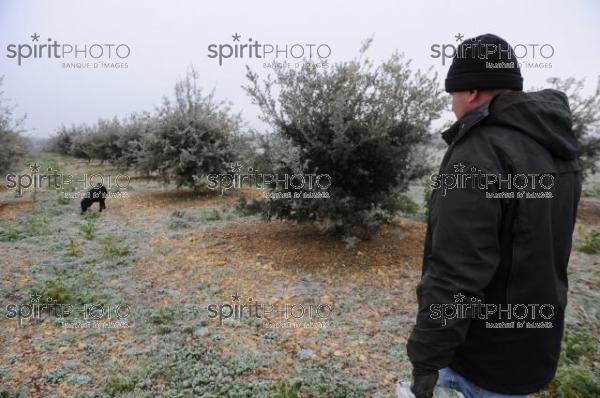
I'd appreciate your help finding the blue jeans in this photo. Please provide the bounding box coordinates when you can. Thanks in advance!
[437,367,528,398]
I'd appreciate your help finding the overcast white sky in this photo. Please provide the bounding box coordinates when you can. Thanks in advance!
[1,0,599,138]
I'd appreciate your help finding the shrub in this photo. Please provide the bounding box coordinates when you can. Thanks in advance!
[398,195,419,215]
[243,39,448,236]
[44,125,80,156]
[0,387,27,398]
[0,213,46,241]
[271,381,302,398]
[0,76,29,176]
[66,239,82,257]
[579,229,600,254]
[42,369,66,384]
[171,209,185,218]
[582,185,600,198]
[140,344,270,396]
[80,221,96,240]
[115,112,154,169]
[168,209,190,229]
[563,330,598,363]
[49,119,126,165]
[0,227,22,242]
[235,197,267,217]
[100,235,131,258]
[63,125,92,160]
[137,67,239,188]
[56,196,71,205]
[546,77,600,179]
[556,366,600,398]
[297,360,370,398]
[149,309,174,325]
[204,208,222,221]
[21,214,46,236]
[104,375,137,396]
[541,330,600,397]
[423,188,432,212]
[83,211,101,221]
[38,278,72,304]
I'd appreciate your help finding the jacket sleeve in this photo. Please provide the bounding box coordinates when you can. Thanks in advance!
[407,171,502,374]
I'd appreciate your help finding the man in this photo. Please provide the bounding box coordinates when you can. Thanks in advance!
[80,182,108,214]
[407,34,581,398]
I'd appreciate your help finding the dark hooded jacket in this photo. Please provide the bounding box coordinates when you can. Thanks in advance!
[407,89,582,394]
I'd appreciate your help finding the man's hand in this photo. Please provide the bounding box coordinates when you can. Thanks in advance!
[411,372,438,398]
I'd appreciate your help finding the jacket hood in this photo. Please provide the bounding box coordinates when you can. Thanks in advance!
[486,89,580,160]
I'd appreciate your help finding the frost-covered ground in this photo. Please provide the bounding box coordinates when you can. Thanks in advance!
[0,154,597,397]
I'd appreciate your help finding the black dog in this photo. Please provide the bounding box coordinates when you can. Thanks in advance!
[81,183,108,214]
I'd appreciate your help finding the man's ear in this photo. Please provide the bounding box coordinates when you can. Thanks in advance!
[467,90,479,104]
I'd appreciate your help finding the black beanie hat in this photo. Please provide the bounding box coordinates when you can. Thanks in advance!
[445,33,523,93]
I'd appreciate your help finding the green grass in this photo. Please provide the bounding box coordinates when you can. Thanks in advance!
[168,209,190,229]
[0,227,22,242]
[203,207,223,221]
[582,185,600,198]
[80,221,96,240]
[22,214,46,235]
[66,239,82,257]
[423,188,432,216]
[167,206,240,229]
[398,194,419,215]
[556,366,600,397]
[170,209,185,219]
[42,369,66,385]
[83,211,101,221]
[36,275,72,304]
[540,330,600,397]
[562,330,598,363]
[0,386,27,398]
[100,235,131,258]
[56,196,71,205]
[0,212,48,241]
[104,375,137,396]
[149,309,174,326]
[271,381,302,398]
[30,267,104,306]
[579,229,600,254]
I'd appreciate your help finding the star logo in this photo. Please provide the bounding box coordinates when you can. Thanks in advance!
[31,33,40,42]
[453,162,466,173]
[454,33,464,42]
[30,292,42,303]
[231,292,241,302]
[454,293,465,303]
[232,33,241,42]
[29,162,41,173]
[230,162,242,173]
